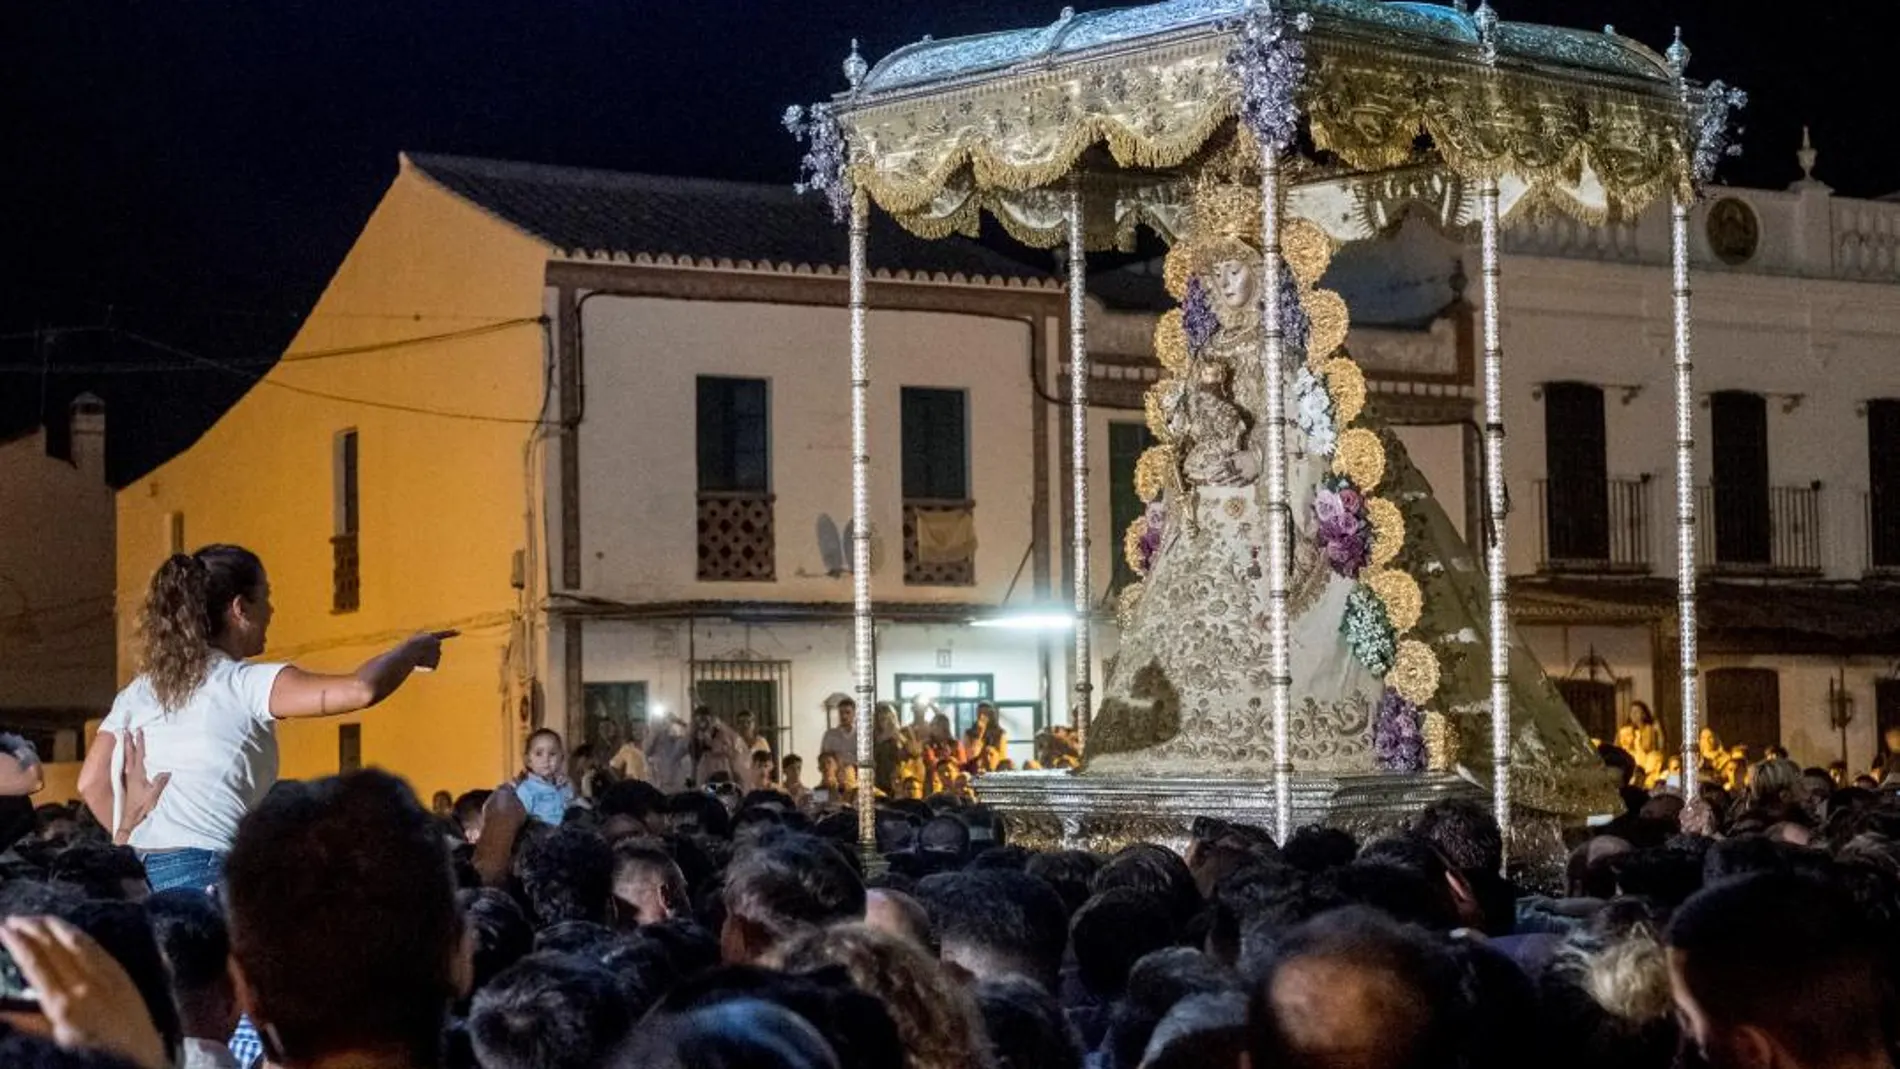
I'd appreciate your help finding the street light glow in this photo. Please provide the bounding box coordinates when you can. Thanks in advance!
[970,612,1075,631]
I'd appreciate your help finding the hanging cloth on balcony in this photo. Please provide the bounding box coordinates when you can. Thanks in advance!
[914,507,977,565]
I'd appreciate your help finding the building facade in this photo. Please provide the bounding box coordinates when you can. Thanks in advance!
[1,394,113,763]
[117,142,1900,796]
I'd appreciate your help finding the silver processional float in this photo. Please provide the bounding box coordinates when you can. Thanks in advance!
[785,0,1742,875]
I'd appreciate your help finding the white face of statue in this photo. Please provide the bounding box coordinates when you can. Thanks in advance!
[1210,258,1259,321]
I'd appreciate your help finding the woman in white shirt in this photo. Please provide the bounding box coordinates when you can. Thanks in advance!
[77,545,449,893]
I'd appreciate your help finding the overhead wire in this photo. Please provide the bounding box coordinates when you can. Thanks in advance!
[92,325,556,425]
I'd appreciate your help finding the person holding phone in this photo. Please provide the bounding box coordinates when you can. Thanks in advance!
[76,544,452,893]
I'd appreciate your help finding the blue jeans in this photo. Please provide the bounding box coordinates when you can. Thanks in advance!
[140,848,225,894]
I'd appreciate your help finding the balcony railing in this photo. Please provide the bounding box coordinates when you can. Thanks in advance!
[697,491,775,582]
[903,500,976,587]
[331,532,360,613]
[1695,484,1823,576]
[1534,478,1652,573]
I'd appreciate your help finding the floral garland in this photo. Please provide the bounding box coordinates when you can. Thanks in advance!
[1124,501,1169,579]
[1314,475,1370,579]
[1294,367,1337,458]
[1341,587,1396,677]
[1374,688,1426,773]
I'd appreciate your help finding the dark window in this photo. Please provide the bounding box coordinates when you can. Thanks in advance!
[901,388,969,501]
[1108,422,1157,591]
[1705,667,1781,760]
[1543,383,1609,562]
[1710,391,1771,564]
[697,377,770,493]
[1869,400,1900,569]
[166,512,185,556]
[338,723,362,774]
[1554,679,1618,744]
[337,430,359,536]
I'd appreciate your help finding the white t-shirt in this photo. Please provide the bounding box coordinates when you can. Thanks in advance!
[100,652,288,853]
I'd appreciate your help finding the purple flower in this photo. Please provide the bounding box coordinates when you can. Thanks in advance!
[1137,502,1167,575]
[1374,689,1426,773]
[1314,484,1371,579]
[1183,277,1219,355]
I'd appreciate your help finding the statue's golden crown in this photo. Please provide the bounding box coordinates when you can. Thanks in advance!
[1183,177,1262,250]
[1164,177,1263,298]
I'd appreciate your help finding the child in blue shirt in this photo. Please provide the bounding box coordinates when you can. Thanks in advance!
[515,728,575,826]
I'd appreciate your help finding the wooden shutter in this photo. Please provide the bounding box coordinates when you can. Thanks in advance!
[1543,382,1609,562]
[1710,391,1770,564]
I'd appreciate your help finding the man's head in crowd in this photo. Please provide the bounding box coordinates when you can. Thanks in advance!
[223,770,463,1069]
[611,842,688,928]
[864,888,933,952]
[1666,873,1890,1069]
[974,976,1083,1069]
[469,953,636,1069]
[914,869,1068,991]
[596,780,668,842]
[145,890,240,1045]
[517,826,615,928]
[620,999,841,1069]
[778,923,991,1069]
[1251,906,1463,1069]
[452,789,492,844]
[457,888,534,999]
[1071,889,1177,1000]
[720,834,866,965]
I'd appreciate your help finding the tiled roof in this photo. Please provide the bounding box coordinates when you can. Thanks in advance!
[405,153,1052,285]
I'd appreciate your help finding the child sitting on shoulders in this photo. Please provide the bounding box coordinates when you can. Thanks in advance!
[515,728,575,825]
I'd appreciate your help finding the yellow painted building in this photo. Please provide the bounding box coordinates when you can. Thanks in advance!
[116,156,553,797]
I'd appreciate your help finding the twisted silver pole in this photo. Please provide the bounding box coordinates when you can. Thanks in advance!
[849,188,876,850]
[1672,196,1700,801]
[1261,151,1292,843]
[1479,177,1511,859]
[1068,180,1093,752]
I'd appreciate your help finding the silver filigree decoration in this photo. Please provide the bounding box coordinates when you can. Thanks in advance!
[1691,80,1747,190]
[1227,1,1311,154]
[783,102,854,222]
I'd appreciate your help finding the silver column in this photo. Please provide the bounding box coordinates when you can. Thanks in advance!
[1261,151,1293,842]
[1478,177,1512,854]
[1068,180,1093,751]
[1672,197,1700,801]
[849,188,876,848]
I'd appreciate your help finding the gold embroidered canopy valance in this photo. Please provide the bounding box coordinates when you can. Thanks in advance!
[831,0,1710,247]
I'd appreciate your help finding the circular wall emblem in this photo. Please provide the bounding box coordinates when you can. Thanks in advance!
[1705,197,1759,266]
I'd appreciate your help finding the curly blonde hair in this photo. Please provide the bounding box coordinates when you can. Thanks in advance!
[139,545,263,710]
[778,922,994,1069]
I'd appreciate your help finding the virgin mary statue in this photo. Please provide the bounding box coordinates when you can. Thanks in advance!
[1085,179,1616,821]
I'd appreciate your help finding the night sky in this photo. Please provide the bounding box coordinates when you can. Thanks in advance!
[0,0,1884,485]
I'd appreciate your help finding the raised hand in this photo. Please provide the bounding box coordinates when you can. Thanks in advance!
[115,731,170,846]
[0,916,168,1069]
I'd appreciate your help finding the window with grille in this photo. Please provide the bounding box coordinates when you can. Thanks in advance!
[1710,391,1771,565]
[696,378,774,581]
[1542,383,1609,563]
[902,388,974,585]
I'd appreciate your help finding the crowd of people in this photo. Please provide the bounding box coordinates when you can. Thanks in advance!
[0,743,1898,1069]
[1612,702,1900,796]
[562,695,1084,811]
[4,543,1900,1069]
